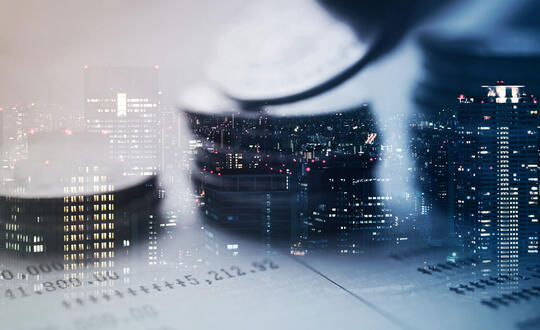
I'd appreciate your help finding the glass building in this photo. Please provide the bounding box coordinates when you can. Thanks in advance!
[84,66,161,177]
[454,83,539,275]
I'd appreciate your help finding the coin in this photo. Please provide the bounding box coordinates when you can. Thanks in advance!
[206,0,367,103]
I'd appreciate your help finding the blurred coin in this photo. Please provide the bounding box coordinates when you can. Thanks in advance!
[1,131,154,198]
[415,29,540,113]
[206,0,368,103]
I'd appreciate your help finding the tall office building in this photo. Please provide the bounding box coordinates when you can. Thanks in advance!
[84,66,161,177]
[454,84,539,275]
[409,109,456,242]
[0,132,159,270]
[201,173,294,243]
[300,156,394,254]
[1,105,26,164]
[185,105,406,253]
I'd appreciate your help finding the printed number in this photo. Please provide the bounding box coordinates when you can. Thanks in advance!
[4,289,15,299]
[56,279,69,289]
[184,275,199,285]
[17,287,29,297]
[1,270,14,280]
[39,264,52,273]
[93,273,107,282]
[107,271,119,280]
[51,262,64,271]
[220,269,235,278]
[26,262,63,276]
[208,271,223,281]
[26,266,39,276]
[43,281,56,292]
[69,278,82,287]
[231,266,246,276]
[252,262,266,271]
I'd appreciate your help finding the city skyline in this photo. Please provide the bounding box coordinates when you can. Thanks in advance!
[2,1,540,329]
[2,73,539,266]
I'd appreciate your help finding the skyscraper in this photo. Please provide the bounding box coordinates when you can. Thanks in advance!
[84,66,161,177]
[454,83,539,275]
[184,104,404,253]
[300,156,394,254]
[0,132,159,269]
[409,109,456,242]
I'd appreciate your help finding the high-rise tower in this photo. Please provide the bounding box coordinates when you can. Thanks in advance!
[454,83,539,275]
[84,66,161,177]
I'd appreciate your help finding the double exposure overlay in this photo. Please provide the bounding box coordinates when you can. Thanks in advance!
[0,0,539,329]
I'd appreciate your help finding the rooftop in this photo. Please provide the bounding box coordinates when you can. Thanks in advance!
[458,83,537,104]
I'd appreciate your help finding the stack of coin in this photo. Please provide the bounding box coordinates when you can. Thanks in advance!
[177,0,451,252]
[0,132,160,260]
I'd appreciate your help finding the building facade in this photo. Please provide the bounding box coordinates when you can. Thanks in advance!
[454,84,539,275]
[84,66,161,177]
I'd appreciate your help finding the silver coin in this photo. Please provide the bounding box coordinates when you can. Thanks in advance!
[206,0,368,102]
[2,132,152,198]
